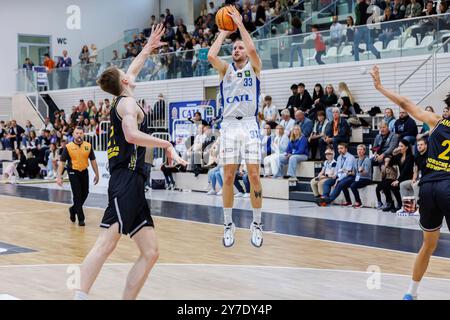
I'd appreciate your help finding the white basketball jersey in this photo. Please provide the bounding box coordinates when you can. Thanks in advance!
[220,61,260,119]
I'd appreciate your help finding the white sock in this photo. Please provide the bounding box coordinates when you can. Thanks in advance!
[407,280,420,297]
[253,208,262,225]
[224,208,233,225]
[74,290,89,300]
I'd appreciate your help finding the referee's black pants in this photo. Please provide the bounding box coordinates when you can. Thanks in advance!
[68,169,89,222]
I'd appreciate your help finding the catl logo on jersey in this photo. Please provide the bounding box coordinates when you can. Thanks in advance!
[226,94,252,104]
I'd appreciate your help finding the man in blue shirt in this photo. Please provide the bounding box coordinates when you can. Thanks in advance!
[295,110,313,139]
[317,142,356,206]
[57,50,72,89]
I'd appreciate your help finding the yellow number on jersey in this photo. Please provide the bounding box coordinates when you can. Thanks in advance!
[438,140,450,161]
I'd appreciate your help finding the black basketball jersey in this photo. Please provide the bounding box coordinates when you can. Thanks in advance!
[420,117,450,184]
[107,96,148,176]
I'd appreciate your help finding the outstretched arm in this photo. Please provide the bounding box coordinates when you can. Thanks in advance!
[207,30,231,79]
[228,6,262,75]
[370,65,441,130]
[127,24,167,79]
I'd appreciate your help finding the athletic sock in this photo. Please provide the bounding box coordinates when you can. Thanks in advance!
[407,280,420,297]
[74,290,89,300]
[252,208,262,225]
[224,208,233,225]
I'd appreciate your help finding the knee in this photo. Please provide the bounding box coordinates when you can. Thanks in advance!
[421,239,438,256]
[96,239,118,257]
[223,173,235,186]
[247,171,260,185]
[142,245,159,265]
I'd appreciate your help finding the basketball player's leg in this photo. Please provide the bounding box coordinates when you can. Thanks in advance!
[123,226,159,300]
[404,181,445,299]
[222,163,239,247]
[247,163,263,247]
[222,164,239,209]
[75,223,121,298]
[404,230,440,299]
[247,164,262,211]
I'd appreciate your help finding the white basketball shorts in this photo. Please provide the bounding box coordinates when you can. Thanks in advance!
[219,117,261,165]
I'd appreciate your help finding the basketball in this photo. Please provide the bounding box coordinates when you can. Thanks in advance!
[215,6,238,32]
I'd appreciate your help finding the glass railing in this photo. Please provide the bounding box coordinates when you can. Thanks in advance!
[16,14,450,92]
[250,0,350,40]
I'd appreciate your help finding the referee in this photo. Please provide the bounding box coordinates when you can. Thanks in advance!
[56,127,99,226]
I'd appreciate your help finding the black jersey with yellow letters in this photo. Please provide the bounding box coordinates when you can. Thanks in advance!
[107,96,149,176]
[420,118,450,185]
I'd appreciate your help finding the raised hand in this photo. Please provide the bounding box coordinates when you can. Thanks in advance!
[145,23,167,53]
[370,65,382,89]
[227,5,243,28]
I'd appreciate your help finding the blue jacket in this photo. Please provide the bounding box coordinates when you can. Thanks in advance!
[296,117,313,138]
[286,136,309,156]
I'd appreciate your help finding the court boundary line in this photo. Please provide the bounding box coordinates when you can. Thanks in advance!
[0,262,450,282]
[1,194,450,261]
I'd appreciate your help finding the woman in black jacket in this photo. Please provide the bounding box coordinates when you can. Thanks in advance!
[382,139,415,213]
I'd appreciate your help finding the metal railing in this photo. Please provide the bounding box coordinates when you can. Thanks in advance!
[398,35,450,102]
[151,132,171,164]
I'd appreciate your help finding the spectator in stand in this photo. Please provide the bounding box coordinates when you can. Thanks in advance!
[285,84,299,118]
[353,0,381,61]
[392,0,406,19]
[394,110,418,145]
[274,125,309,180]
[70,106,79,125]
[294,110,313,140]
[349,144,373,208]
[255,0,268,40]
[243,11,256,33]
[405,0,422,18]
[161,156,184,190]
[309,83,325,119]
[44,143,59,179]
[56,49,72,89]
[345,16,356,44]
[297,83,313,113]
[379,7,399,49]
[279,109,296,137]
[288,17,304,67]
[7,120,25,150]
[308,24,326,65]
[399,138,428,213]
[262,96,278,127]
[208,2,216,15]
[261,124,274,160]
[87,100,97,120]
[152,93,167,128]
[320,84,338,121]
[324,107,351,158]
[165,9,175,27]
[317,142,356,206]
[309,110,329,160]
[22,58,35,71]
[384,107,396,133]
[26,130,39,153]
[79,45,90,86]
[372,120,399,166]
[42,53,56,90]
[329,15,345,47]
[22,120,36,147]
[78,99,88,118]
[263,125,289,177]
[310,147,337,198]
[375,155,398,209]
[416,106,434,142]
[385,139,415,212]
